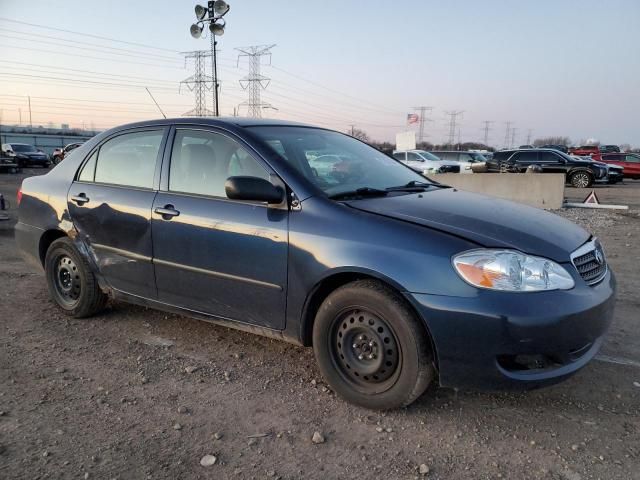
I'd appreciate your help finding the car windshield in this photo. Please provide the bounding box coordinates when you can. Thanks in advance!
[11,144,37,153]
[415,151,440,161]
[247,126,432,197]
[470,152,487,162]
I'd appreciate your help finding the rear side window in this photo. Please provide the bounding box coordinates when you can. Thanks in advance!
[539,151,560,162]
[78,151,97,182]
[169,129,269,198]
[512,151,538,163]
[93,130,163,189]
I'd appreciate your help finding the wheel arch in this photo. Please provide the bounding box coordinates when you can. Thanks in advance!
[38,229,67,266]
[299,269,439,370]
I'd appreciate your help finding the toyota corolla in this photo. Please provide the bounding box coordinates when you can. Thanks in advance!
[15,118,616,409]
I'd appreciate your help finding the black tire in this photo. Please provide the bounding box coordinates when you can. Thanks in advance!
[44,237,107,318]
[569,171,593,188]
[312,280,435,409]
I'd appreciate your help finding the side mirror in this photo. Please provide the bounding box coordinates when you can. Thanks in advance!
[225,176,284,204]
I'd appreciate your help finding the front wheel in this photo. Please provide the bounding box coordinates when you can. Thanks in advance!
[312,280,435,409]
[569,171,593,188]
[45,237,107,318]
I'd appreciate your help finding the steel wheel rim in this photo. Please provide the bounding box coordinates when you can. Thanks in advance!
[53,254,81,307]
[330,309,401,394]
[573,173,589,188]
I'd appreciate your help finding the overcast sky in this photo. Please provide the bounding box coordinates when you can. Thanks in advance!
[0,0,638,147]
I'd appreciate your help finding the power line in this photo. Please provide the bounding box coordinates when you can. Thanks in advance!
[0,29,181,62]
[236,45,276,118]
[0,16,180,53]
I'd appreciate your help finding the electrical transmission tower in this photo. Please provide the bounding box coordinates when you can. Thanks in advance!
[503,121,513,148]
[481,120,494,146]
[413,106,433,144]
[526,129,533,144]
[511,128,518,148]
[180,50,215,117]
[445,111,464,146]
[236,44,276,118]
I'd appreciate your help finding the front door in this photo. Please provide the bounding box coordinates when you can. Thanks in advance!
[151,128,288,329]
[67,128,166,298]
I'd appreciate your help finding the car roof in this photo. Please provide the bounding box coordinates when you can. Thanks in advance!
[109,117,314,130]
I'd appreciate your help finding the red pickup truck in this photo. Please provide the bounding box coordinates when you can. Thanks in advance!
[568,145,602,161]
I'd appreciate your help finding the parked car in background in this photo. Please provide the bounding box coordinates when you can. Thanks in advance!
[541,144,569,154]
[1,143,51,168]
[52,142,84,164]
[599,145,620,153]
[571,155,624,184]
[15,118,616,409]
[429,151,488,173]
[0,148,20,172]
[488,148,608,187]
[601,153,640,179]
[569,145,601,161]
[392,150,460,174]
[518,145,534,149]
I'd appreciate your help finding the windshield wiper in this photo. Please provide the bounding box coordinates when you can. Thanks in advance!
[385,180,432,192]
[329,187,389,200]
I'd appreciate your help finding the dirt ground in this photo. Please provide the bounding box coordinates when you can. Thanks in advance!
[1,169,639,480]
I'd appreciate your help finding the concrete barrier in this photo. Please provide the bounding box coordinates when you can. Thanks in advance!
[434,173,565,209]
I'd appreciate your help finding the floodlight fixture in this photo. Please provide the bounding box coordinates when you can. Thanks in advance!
[190,23,204,38]
[195,4,207,20]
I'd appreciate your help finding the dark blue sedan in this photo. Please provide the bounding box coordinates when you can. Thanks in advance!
[15,118,616,409]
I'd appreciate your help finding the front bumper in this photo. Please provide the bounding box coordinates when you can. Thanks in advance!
[407,269,616,391]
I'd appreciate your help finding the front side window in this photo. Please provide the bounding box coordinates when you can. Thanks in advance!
[247,126,430,197]
[625,155,640,163]
[93,130,163,188]
[169,129,269,198]
[407,152,423,161]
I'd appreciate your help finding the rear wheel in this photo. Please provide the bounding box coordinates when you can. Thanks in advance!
[312,280,435,409]
[45,237,107,318]
[569,171,593,188]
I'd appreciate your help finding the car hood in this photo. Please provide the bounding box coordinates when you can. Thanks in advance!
[345,188,590,262]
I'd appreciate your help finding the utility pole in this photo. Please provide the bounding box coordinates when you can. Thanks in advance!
[348,124,355,136]
[412,106,433,144]
[236,44,276,118]
[180,50,215,117]
[28,95,32,128]
[19,108,22,125]
[481,120,493,146]
[445,110,464,146]
[503,121,513,148]
[210,33,219,115]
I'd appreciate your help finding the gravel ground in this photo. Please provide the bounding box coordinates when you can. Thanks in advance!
[1,170,639,480]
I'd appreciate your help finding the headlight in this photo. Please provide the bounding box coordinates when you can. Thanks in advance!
[453,249,575,292]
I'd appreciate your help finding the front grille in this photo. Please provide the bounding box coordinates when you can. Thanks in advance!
[571,240,607,286]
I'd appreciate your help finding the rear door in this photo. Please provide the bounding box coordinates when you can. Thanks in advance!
[151,127,288,329]
[511,151,539,171]
[67,128,167,298]
[624,154,640,177]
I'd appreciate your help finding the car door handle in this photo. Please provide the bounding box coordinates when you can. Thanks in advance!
[71,194,89,205]
[154,205,180,219]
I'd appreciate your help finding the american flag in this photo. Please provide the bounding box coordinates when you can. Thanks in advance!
[407,113,419,125]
